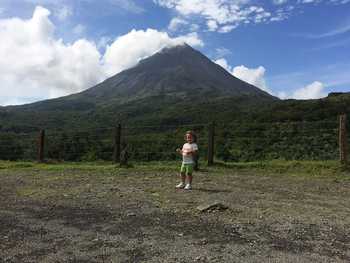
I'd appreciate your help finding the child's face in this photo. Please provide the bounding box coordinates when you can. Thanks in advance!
[186,133,193,143]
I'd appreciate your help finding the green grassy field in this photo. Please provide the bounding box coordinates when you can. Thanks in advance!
[1,159,349,180]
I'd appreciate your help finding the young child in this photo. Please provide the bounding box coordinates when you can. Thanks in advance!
[175,131,198,190]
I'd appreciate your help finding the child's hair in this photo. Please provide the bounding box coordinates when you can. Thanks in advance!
[184,130,197,142]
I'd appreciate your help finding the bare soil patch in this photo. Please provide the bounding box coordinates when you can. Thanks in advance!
[1,165,350,262]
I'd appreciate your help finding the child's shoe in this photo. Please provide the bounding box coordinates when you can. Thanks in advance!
[175,182,185,189]
[184,184,192,190]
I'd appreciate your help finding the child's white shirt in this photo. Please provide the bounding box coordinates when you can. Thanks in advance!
[182,143,198,164]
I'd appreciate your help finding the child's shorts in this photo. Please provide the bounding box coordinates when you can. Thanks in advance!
[180,163,194,175]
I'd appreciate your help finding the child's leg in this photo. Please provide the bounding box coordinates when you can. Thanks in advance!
[180,172,186,183]
[176,164,186,186]
[185,164,193,185]
[186,174,193,185]
[180,164,186,183]
[176,165,186,188]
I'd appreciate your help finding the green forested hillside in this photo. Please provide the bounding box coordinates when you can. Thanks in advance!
[0,93,348,162]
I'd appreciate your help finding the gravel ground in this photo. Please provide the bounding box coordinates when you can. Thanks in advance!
[1,164,350,262]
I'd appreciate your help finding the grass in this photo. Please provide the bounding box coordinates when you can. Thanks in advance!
[215,160,350,178]
[1,159,349,179]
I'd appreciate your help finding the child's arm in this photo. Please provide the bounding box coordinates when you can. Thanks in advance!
[191,149,198,157]
[180,149,197,157]
[190,144,199,157]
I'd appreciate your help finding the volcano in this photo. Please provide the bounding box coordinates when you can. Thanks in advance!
[1,44,277,130]
[77,44,274,103]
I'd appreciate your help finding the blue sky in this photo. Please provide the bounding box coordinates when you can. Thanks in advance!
[0,0,349,105]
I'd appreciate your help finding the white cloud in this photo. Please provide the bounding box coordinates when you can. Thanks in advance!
[155,0,349,32]
[215,47,232,58]
[270,6,293,22]
[108,0,145,14]
[276,91,288,99]
[233,65,270,93]
[253,10,271,23]
[272,0,288,5]
[72,24,86,35]
[103,30,203,77]
[292,81,326,99]
[267,61,350,99]
[55,5,73,21]
[214,58,336,100]
[214,58,232,71]
[97,36,113,51]
[154,0,275,32]
[0,6,204,106]
[0,6,104,105]
[218,24,238,33]
[168,17,188,31]
[207,20,218,31]
[214,58,271,93]
[273,0,288,4]
[272,80,327,100]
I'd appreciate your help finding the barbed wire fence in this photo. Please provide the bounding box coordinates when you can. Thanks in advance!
[0,114,348,165]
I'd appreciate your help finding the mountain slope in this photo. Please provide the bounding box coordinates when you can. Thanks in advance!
[8,44,275,113]
[0,44,280,130]
[80,44,273,102]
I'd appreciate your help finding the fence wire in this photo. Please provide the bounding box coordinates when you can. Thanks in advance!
[0,120,344,162]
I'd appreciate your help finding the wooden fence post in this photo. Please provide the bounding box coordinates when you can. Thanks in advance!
[113,124,121,163]
[207,121,215,166]
[339,114,348,165]
[38,129,45,162]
